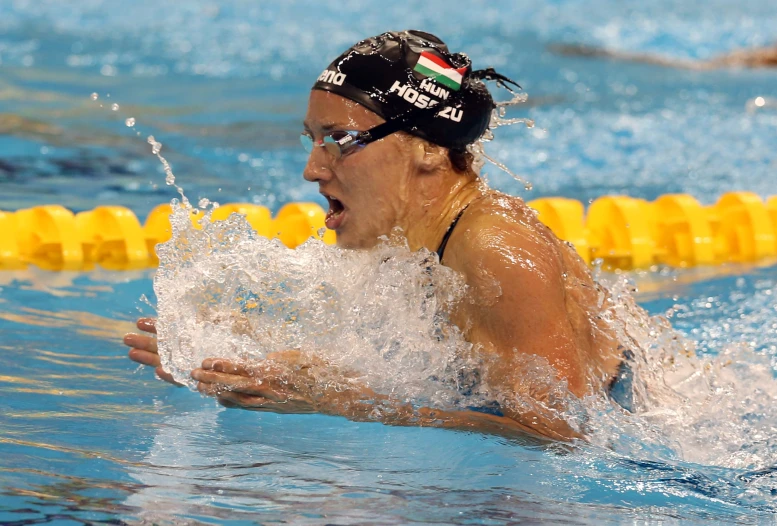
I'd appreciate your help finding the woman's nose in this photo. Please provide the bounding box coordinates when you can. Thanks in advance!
[302,147,333,183]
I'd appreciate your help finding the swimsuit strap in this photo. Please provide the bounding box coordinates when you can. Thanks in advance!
[436,204,470,263]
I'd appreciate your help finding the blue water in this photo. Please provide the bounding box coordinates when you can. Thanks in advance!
[2,1,777,523]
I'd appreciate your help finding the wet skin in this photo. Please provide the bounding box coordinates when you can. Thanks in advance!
[126,91,624,440]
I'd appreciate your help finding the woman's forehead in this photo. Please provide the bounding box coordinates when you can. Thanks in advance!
[304,91,383,130]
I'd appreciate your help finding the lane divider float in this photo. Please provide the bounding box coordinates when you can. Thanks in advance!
[1,191,775,271]
[528,191,777,269]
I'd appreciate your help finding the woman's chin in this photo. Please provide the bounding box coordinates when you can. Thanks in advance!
[334,228,381,250]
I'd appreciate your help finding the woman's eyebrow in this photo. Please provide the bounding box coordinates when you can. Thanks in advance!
[302,121,342,132]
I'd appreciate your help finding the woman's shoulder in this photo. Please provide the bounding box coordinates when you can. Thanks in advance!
[445,190,565,272]
[458,191,556,245]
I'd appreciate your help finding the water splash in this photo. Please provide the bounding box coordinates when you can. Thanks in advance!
[469,85,535,191]
[154,209,489,410]
[146,135,188,206]
[151,192,777,474]
[583,271,777,472]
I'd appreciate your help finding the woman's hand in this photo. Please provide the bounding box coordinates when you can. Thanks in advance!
[124,318,183,386]
[191,352,319,413]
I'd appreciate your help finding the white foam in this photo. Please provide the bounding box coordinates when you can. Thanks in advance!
[154,207,492,409]
[585,272,777,470]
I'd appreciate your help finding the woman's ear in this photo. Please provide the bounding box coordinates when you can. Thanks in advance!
[411,139,448,174]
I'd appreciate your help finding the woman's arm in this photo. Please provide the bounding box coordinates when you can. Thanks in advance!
[191,355,579,442]
[440,212,598,438]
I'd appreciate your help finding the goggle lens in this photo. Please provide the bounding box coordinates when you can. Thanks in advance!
[322,135,343,158]
[301,132,358,159]
[300,133,314,153]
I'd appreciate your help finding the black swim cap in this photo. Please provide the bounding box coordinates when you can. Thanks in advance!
[312,30,519,151]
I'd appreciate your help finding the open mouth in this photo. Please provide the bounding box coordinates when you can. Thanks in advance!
[324,194,346,230]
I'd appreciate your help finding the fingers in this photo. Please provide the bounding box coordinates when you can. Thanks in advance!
[128,348,161,367]
[123,333,158,354]
[127,348,182,386]
[214,390,274,410]
[124,317,180,387]
[137,317,157,334]
[192,368,286,401]
[156,366,184,386]
[201,358,250,376]
[212,389,317,414]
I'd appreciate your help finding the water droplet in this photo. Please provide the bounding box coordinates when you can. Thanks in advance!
[90,92,99,101]
[111,103,120,111]
[147,135,162,155]
[198,198,210,209]
[125,117,136,127]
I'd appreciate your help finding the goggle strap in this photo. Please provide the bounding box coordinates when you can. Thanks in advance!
[359,105,439,145]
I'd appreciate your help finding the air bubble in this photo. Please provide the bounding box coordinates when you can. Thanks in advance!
[125,117,136,127]
[90,92,99,101]
[198,198,210,209]
[111,103,120,111]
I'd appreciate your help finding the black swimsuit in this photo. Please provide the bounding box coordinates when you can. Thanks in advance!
[436,204,470,263]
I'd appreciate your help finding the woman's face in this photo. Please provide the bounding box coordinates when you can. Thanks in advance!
[303,90,419,249]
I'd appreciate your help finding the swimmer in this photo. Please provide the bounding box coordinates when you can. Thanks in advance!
[549,42,777,70]
[125,30,627,441]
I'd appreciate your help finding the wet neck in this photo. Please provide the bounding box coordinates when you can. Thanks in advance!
[402,175,484,255]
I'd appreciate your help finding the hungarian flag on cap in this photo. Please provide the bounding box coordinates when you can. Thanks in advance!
[413,51,467,91]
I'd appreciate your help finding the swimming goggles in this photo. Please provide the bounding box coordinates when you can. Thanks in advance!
[300,105,439,160]
[300,130,367,159]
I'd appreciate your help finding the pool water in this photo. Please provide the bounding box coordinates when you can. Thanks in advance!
[2,1,777,524]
